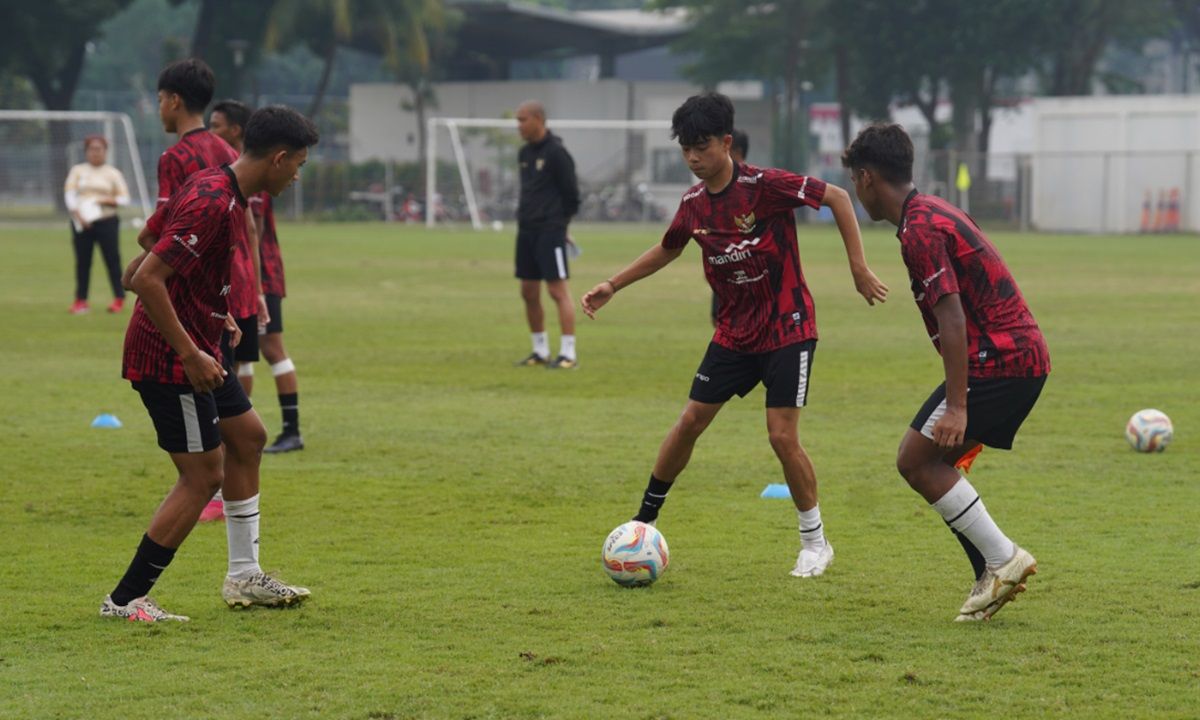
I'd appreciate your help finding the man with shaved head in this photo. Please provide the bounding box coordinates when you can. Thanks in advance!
[513,100,581,369]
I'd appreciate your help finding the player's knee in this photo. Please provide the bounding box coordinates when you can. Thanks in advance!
[896,450,926,484]
[228,420,268,459]
[767,428,799,455]
[676,408,712,439]
[520,285,540,303]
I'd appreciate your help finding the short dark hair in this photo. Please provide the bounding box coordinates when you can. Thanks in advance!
[731,128,749,159]
[671,92,734,146]
[211,99,252,130]
[841,123,914,184]
[157,58,215,114]
[243,105,320,157]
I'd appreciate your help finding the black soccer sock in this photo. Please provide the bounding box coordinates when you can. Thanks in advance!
[279,393,299,436]
[633,475,673,523]
[110,534,177,606]
[949,524,987,581]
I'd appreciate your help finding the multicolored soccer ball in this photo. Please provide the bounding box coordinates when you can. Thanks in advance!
[602,521,669,587]
[1125,409,1173,453]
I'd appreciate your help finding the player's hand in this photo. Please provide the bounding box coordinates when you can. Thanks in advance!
[853,267,889,306]
[581,280,615,319]
[932,406,967,449]
[182,350,226,393]
[225,314,242,349]
[257,294,271,332]
[122,251,148,291]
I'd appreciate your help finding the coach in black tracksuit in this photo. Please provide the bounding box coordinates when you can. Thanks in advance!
[513,100,581,370]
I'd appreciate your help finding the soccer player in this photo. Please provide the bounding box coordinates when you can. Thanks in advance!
[513,100,581,370]
[841,124,1049,621]
[710,128,750,327]
[212,100,305,453]
[581,93,889,577]
[102,106,319,622]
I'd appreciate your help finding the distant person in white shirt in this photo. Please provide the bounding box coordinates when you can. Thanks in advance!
[64,135,131,314]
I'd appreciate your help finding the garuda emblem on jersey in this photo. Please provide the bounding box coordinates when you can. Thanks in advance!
[733,211,756,234]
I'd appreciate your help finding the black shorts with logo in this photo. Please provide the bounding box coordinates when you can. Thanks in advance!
[689,340,816,408]
[264,293,283,334]
[515,224,569,281]
[132,374,253,454]
[910,375,1047,450]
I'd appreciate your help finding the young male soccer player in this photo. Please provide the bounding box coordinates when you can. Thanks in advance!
[514,100,581,369]
[581,93,889,577]
[212,100,305,453]
[842,124,1049,621]
[102,107,319,622]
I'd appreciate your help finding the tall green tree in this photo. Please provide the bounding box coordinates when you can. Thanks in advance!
[168,0,277,100]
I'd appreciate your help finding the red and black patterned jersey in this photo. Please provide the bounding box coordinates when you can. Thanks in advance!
[250,191,286,297]
[156,129,256,320]
[123,166,248,384]
[661,163,826,353]
[898,190,1050,378]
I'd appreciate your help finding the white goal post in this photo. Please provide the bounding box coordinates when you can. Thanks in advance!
[425,117,673,229]
[0,110,153,221]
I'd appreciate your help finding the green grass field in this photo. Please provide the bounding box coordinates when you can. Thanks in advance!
[1,220,1197,719]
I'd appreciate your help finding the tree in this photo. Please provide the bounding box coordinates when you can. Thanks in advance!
[169,0,277,100]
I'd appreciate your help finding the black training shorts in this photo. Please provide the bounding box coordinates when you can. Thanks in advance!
[689,340,816,408]
[233,315,260,363]
[910,375,1047,450]
[515,224,569,281]
[263,293,283,334]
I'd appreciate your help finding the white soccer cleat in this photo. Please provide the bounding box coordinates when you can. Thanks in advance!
[222,572,311,608]
[790,542,834,578]
[956,546,1037,620]
[100,595,189,623]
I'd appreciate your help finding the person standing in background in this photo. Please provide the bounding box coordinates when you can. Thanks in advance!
[65,135,131,314]
[513,100,581,370]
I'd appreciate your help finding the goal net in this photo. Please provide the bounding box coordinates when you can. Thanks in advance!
[0,110,152,223]
[424,117,684,229]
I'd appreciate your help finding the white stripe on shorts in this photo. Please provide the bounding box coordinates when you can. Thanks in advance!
[796,350,810,407]
[920,398,948,440]
[554,246,567,279]
[179,393,204,453]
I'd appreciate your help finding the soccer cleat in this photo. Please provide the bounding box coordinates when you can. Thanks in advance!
[957,546,1037,619]
[198,498,225,522]
[222,572,311,608]
[514,353,550,367]
[70,299,90,315]
[106,298,125,313]
[100,595,189,623]
[264,433,304,454]
[545,355,577,370]
[790,542,834,578]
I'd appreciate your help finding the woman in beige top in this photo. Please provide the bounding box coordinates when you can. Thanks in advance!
[64,135,130,314]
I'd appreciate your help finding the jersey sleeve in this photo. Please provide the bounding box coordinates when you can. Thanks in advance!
[150,196,227,279]
[901,224,960,311]
[756,169,826,217]
[156,153,183,207]
[660,199,693,250]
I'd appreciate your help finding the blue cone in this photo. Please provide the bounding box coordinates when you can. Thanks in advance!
[91,413,123,429]
[760,483,792,499]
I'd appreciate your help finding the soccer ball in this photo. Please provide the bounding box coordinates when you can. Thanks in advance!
[1125,409,1173,452]
[602,521,669,587]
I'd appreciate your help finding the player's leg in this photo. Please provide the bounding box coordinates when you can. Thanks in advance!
[102,383,225,622]
[234,315,258,395]
[260,296,303,452]
[214,376,309,607]
[632,399,724,525]
[70,225,92,313]
[542,227,576,369]
[515,227,549,365]
[96,217,125,312]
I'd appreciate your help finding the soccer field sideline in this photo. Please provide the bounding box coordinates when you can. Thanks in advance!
[0,222,1197,719]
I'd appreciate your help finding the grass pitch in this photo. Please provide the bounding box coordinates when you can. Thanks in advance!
[0,220,1197,719]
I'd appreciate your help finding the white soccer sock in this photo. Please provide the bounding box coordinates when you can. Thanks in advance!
[931,477,1014,567]
[532,332,549,359]
[797,505,826,551]
[560,334,576,361]
[223,494,262,579]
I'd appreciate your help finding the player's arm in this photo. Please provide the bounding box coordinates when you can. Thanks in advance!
[129,253,225,392]
[581,243,684,319]
[245,206,269,326]
[821,183,888,305]
[930,293,969,448]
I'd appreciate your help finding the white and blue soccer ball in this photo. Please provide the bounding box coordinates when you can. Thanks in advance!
[1125,409,1173,453]
[602,521,669,587]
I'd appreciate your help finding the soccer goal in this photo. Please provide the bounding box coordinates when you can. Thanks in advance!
[424,117,682,229]
[0,110,153,223]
